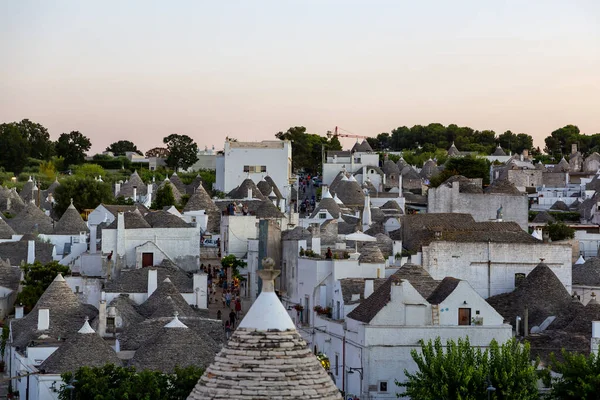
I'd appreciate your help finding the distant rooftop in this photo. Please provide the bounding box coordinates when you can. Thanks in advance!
[228,140,286,149]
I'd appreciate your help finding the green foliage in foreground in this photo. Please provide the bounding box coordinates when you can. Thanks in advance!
[543,350,600,400]
[59,364,204,400]
[396,337,539,399]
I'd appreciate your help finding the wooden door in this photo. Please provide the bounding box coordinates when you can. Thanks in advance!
[142,252,154,268]
[458,308,471,326]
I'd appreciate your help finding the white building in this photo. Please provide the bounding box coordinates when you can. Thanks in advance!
[214,139,292,197]
[307,265,512,399]
[323,141,379,187]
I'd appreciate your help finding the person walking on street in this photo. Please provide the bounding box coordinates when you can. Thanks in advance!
[229,309,237,329]
[224,320,231,339]
[235,297,242,318]
[225,291,232,308]
[217,309,222,321]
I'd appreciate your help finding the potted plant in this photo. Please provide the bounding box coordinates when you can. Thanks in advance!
[299,247,305,257]
[293,304,304,313]
[313,305,323,314]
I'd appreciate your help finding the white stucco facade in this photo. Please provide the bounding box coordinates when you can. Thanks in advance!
[214,140,292,195]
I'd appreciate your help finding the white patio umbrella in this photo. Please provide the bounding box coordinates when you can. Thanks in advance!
[345,230,377,253]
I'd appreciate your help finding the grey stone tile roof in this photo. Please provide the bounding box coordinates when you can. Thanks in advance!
[106,210,151,229]
[257,180,272,197]
[532,211,556,223]
[101,204,149,216]
[374,233,393,257]
[310,198,341,219]
[168,173,187,194]
[39,321,122,374]
[347,265,441,323]
[555,157,570,172]
[7,203,54,234]
[118,171,148,197]
[227,179,266,200]
[0,215,16,239]
[0,241,54,266]
[53,203,89,234]
[370,207,386,223]
[493,146,507,156]
[107,294,145,330]
[448,143,460,156]
[564,298,600,337]
[19,180,36,202]
[119,316,223,351]
[130,317,218,373]
[340,278,386,305]
[144,211,191,228]
[186,176,204,196]
[282,226,312,241]
[330,180,365,207]
[397,157,408,169]
[0,187,25,214]
[187,328,342,400]
[487,262,581,329]
[264,175,283,200]
[11,274,99,349]
[354,165,384,176]
[362,179,377,196]
[353,139,373,153]
[364,222,385,236]
[383,160,400,176]
[0,263,21,291]
[440,175,483,193]
[137,278,196,318]
[104,263,193,294]
[484,178,523,195]
[381,200,401,211]
[420,159,439,179]
[358,242,386,264]
[255,200,285,219]
[572,257,600,286]
[535,162,548,171]
[550,200,570,211]
[426,277,461,304]
[328,171,346,193]
[158,180,182,203]
[184,184,219,213]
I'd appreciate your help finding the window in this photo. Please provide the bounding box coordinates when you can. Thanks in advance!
[261,165,267,172]
[515,273,526,287]
[243,165,250,172]
[336,301,341,320]
[379,381,388,392]
[304,296,310,325]
[319,212,326,219]
[243,165,266,173]
[458,308,471,326]
[75,285,80,293]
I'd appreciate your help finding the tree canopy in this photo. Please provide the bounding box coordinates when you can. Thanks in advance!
[152,182,176,209]
[0,123,32,174]
[59,364,204,400]
[543,350,600,400]
[146,147,170,158]
[546,221,575,242]
[55,131,92,167]
[275,126,342,173]
[16,261,70,312]
[163,134,199,170]
[543,124,600,159]
[54,176,114,217]
[106,140,143,156]
[430,155,491,187]
[397,337,539,399]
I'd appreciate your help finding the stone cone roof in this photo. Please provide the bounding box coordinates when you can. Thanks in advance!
[257,180,272,196]
[119,170,148,196]
[383,160,400,176]
[144,211,190,228]
[555,157,570,172]
[228,179,266,200]
[264,176,283,200]
[533,211,555,224]
[137,278,195,318]
[448,142,460,156]
[11,274,99,348]
[329,171,346,193]
[169,173,187,194]
[184,184,219,213]
[158,180,182,203]
[53,203,89,234]
[484,179,523,196]
[381,200,401,211]
[550,200,569,211]
[419,159,439,180]
[332,180,365,208]
[0,215,16,239]
[354,139,373,153]
[255,200,285,219]
[131,315,218,374]
[535,162,548,171]
[187,259,341,400]
[310,198,341,219]
[358,242,386,264]
[487,261,580,330]
[397,157,408,170]
[106,210,151,229]
[0,187,25,214]
[39,319,121,374]
[7,202,54,234]
[565,298,600,337]
[493,145,507,156]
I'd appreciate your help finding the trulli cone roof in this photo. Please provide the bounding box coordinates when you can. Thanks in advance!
[187,258,341,400]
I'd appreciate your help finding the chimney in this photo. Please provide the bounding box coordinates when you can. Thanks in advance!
[398,173,403,197]
[364,279,374,299]
[542,230,551,243]
[592,321,600,355]
[89,225,97,254]
[362,193,372,231]
[193,273,207,309]
[38,308,50,330]
[15,305,24,319]
[522,149,529,159]
[98,300,107,337]
[116,212,125,256]
[27,240,35,264]
[524,307,529,337]
[247,188,253,200]
[115,339,121,353]
[572,143,578,154]
[114,182,121,197]
[147,269,158,297]
[133,186,137,202]
[147,184,153,205]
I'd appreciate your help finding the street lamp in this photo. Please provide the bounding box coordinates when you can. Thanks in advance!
[486,378,496,400]
[347,367,364,398]
[65,377,77,400]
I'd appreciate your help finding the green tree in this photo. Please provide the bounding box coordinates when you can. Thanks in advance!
[54,176,114,217]
[55,131,92,167]
[163,134,199,170]
[429,155,490,187]
[153,182,176,209]
[106,140,143,156]
[544,350,600,400]
[73,163,106,179]
[59,364,204,400]
[220,254,247,280]
[275,126,341,173]
[498,131,534,155]
[0,123,31,174]
[397,337,539,399]
[546,221,575,241]
[16,261,70,312]
[14,119,55,160]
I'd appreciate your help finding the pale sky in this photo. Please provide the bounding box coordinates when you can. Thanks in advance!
[1,1,598,154]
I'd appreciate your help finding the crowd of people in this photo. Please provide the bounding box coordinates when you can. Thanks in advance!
[225,202,250,216]
[201,263,244,340]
